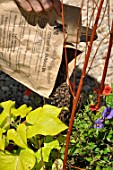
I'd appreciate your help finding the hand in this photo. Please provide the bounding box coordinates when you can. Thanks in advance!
[15,0,60,13]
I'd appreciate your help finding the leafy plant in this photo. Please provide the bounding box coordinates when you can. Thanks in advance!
[0,101,68,170]
[68,84,113,169]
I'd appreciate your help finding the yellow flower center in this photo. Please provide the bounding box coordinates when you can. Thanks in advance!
[96,124,100,127]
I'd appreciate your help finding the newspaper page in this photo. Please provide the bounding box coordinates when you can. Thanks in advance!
[0,0,81,97]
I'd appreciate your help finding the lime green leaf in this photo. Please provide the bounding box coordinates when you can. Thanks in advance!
[0,101,15,129]
[0,149,36,170]
[7,124,28,149]
[0,128,5,150]
[0,100,15,113]
[11,104,32,118]
[52,159,63,170]
[27,105,67,124]
[26,105,68,137]
[42,105,68,117]
[35,140,60,162]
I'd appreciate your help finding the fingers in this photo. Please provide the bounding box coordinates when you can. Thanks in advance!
[15,0,60,13]
[39,0,53,11]
[27,0,43,13]
[15,0,32,12]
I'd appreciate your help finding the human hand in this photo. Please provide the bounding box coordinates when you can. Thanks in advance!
[15,0,60,13]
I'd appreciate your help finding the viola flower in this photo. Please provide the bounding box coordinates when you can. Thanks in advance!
[94,118,104,129]
[102,107,113,119]
[102,85,112,96]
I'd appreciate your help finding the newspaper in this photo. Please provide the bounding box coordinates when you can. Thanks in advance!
[0,0,81,97]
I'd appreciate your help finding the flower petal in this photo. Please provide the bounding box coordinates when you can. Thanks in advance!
[110,109,113,116]
[102,108,108,118]
[102,85,112,96]
[106,109,113,119]
[89,104,99,111]
[95,118,101,124]
[106,114,113,119]
[99,123,104,128]
[94,118,104,129]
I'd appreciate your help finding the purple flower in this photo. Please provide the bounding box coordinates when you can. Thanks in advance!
[102,107,113,119]
[94,118,104,129]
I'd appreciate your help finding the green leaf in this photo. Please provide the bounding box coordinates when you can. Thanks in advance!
[74,148,80,154]
[106,134,112,142]
[96,166,101,170]
[0,100,15,113]
[0,101,15,129]
[86,142,97,150]
[95,155,101,159]
[27,105,67,124]
[0,128,5,150]
[104,148,111,154]
[106,94,113,107]
[35,140,60,162]
[103,156,109,162]
[85,157,93,162]
[95,148,100,152]
[104,167,113,170]
[11,104,32,118]
[0,149,36,170]
[52,159,63,170]
[7,124,28,149]
[26,105,68,137]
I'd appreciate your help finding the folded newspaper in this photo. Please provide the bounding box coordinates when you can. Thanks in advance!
[0,0,81,97]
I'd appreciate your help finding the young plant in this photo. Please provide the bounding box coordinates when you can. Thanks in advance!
[68,84,113,170]
[0,101,68,170]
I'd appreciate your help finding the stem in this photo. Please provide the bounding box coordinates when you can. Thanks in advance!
[100,20,113,92]
[66,164,84,170]
[63,0,105,169]
[37,135,45,170]
[97,20,113,108]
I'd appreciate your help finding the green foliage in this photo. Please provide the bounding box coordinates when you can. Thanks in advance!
[0,149,36,170]
[68,90,113,169]
[0,100,68,170]
[35,139,60,162]
[26,105,68,137]
[7,124,28,149]
[1,87,113,170]
[106,94,113,108]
